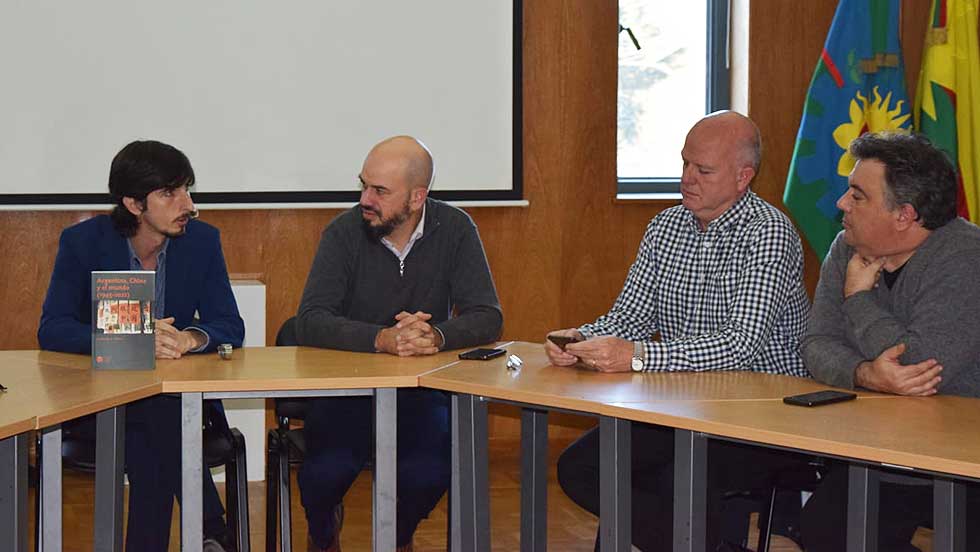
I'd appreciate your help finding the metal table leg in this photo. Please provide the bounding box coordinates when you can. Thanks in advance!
[94,406,125,552]
[600,416,631,552]
[846,463,879,552]
[373,388,397,551]
[450,393,489,552]
[933,477,966,552]
[41,425,62,552]
[672,429,706,552]
[181,392,204,552]
[520,408,548,551]
[0,433,29,552]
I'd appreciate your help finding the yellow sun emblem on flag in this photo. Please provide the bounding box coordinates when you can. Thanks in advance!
[832,86,911,176]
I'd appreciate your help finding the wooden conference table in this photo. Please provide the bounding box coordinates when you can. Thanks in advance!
[422,341,979,552]
[0,351,161,552]
[0,347,460,552]
[3,343,978,552]
[156,346,464,552]
[603,396,980,552]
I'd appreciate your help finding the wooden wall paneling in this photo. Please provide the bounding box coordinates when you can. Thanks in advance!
[7,0,934,443]
[0,210,98,350]
[748,1,838,296]
[201,208,338,345]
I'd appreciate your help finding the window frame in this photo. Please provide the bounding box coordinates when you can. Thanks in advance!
[616,0,731,198]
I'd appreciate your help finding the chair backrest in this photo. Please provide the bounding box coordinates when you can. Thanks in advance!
[276,316,299,346]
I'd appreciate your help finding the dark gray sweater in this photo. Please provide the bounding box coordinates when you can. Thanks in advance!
[295,198,503,352]
[803,218,980,397]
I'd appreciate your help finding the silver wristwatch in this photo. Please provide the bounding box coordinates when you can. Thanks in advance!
[631,341,645,372]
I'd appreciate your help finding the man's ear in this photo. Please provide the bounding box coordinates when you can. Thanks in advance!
[894,203,921,229]
[736,166,756,192]
[122,197,144,217]
[410,187,427,210]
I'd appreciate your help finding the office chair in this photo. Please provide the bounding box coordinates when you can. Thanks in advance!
[720,457,826,551]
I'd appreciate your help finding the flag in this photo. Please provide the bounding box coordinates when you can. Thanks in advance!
[783,0,912,260]
[914,0,980,222]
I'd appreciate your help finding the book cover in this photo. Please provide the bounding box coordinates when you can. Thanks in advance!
[91,271,155,370]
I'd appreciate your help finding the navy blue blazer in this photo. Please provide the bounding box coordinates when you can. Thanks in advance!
[38,215,244,354]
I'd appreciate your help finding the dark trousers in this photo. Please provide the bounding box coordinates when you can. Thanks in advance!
[63,395,226,551]
[801,464,980,552]
[298,388,451,548]
[556,423,807,552]
[123,395,227,552]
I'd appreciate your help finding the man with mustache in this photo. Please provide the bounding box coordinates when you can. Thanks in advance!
[801,132,980,551]
[294,135,503,552]
[39,140,245,551]
[544,111,811,551]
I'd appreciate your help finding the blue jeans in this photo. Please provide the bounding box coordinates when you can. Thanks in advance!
[299,388,451,548]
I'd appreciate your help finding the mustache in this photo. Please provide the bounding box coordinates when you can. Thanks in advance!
[176,210,199,222]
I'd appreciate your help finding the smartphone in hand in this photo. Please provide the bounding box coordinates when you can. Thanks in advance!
[547,334,583,351]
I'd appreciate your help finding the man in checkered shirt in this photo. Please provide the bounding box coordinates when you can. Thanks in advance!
[545,111,810,551]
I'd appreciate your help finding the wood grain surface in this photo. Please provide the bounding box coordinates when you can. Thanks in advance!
[420,342,883,413]
[155,345,470,393]
[0,351,160,429]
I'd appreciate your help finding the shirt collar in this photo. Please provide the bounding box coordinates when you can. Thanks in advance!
[686,191,755,234]
[381,204,426,259]
[127,237,170,270]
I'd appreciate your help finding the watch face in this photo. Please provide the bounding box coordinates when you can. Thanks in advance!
[631,357,643,371]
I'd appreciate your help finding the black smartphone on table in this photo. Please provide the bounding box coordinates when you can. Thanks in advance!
[783,390,857,407]
[459,348,506,361]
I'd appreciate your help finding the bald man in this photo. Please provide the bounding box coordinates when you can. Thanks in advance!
[546,112,810,550]
[295,136,503,551]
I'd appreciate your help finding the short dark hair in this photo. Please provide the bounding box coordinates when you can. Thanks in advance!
[108,140,196,236]
[849,132,957,229]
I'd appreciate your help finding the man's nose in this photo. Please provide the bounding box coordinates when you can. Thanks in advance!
[360,188,375,206]
[182,190,196,212]
[680,164,695,184]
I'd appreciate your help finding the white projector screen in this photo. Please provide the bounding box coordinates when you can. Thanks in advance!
[0,1,521,207]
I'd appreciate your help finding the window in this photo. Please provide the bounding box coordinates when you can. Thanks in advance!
[617,0,730,197]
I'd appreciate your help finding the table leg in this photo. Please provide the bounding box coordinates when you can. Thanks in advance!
[933,477,966,552]
[0,433,29,552]
[95,406,125,552]
[672,428,706,552]
[600,416,631,552]
[520,408,548,551]
[181,392,203,552]
[450,393,489,552]
[373,388,397,552]
[846,463,879,552]
[41,425,62,552]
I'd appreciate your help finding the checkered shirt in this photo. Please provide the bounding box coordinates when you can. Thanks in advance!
[580,191,809,375]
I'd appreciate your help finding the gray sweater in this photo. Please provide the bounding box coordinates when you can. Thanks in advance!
[803,218,980,397]
[295,198,503,352]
